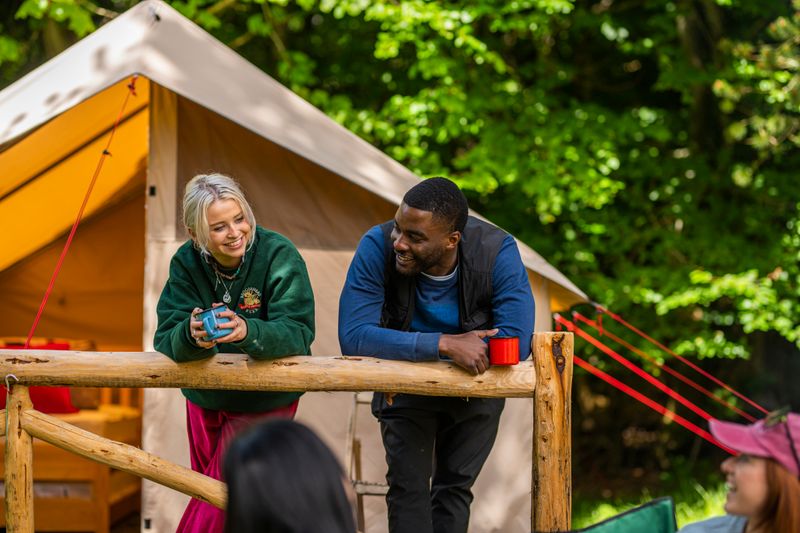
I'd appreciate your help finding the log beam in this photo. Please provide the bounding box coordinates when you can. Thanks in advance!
[0,352,535,398]
[20,408,226,509]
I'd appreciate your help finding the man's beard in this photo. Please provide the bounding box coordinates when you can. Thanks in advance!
[394,247,446,276]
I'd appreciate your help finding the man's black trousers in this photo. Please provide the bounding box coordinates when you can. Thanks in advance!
[372,393,505,533]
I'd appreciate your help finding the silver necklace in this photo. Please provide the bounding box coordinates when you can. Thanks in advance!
[214,271,235,304]
[211,255,244,304]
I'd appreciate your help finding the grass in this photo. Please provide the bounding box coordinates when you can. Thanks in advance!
[573,478,727,530]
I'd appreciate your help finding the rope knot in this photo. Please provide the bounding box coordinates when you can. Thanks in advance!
[127,74,139,96]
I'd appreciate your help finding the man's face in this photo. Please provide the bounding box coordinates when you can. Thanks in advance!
[390,203,460,276]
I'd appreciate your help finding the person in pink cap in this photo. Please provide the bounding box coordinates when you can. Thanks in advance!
[679,409,800,533]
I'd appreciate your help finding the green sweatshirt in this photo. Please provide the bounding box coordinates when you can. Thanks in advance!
[154,226,315,412]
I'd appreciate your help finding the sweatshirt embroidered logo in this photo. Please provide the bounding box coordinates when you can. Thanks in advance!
[238,287,262,313]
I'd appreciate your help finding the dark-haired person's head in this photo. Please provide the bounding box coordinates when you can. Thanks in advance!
[402,177,468,233]
[391,177,468,277]
[223,419,356,533]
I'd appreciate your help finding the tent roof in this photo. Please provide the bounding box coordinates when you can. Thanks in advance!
[0,0,587,305]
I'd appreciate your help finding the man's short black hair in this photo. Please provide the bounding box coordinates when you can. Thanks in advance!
[403,177,469,233]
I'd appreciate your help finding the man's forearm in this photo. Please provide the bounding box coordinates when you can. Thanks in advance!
[341,325,440,362]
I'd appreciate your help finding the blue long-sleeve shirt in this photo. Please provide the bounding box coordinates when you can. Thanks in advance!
[338,225,535,362]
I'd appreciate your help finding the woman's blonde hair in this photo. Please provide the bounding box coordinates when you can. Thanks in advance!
[182,173,256,257]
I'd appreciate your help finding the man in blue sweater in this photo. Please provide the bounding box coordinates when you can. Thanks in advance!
[338,177,535,533]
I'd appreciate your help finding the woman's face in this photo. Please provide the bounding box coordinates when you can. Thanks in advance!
[722,454,769,519]
[205,198,251,267]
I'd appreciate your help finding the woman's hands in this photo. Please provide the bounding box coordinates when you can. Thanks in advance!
[190,307,218,349]
[213,305,248,343]
[189,303,248,347]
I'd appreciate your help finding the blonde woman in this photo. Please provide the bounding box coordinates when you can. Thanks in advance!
[154,173,315,533]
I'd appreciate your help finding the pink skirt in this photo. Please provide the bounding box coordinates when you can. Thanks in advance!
[176,399,299,533]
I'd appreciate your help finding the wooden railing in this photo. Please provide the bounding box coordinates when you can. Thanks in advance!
[0,331,573,532]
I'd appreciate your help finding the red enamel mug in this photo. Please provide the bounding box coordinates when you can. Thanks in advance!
[489,336,519,366]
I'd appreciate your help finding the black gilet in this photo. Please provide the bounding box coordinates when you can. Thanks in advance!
[379,215,508,333]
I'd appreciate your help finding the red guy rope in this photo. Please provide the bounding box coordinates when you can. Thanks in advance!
[559,313,737,454]
[571,353,737,454]
[555,315,715,422]
[24,76,139,349]
[573,312,756,423]
[594,304,769,415]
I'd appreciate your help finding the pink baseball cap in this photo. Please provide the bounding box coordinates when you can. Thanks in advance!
[710,411,800,477]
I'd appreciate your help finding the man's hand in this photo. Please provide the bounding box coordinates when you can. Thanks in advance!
[438,329,498,375]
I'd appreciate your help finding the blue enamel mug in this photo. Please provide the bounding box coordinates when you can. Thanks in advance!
[198,306,234,341]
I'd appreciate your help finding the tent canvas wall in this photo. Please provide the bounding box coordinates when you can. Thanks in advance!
[0,2,588,531]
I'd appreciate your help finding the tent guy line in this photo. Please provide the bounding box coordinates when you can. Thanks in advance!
[23,76,140,349]
[594,303,768,415]
[555,314,736,455]
[572,311,756,422]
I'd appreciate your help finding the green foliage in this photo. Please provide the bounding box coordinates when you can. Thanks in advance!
[574,481,727,530]
[0,35,22,66]
[573,457,727,530]
[674,482,728,528]
[17,0,96,36]
[653,3,800,359]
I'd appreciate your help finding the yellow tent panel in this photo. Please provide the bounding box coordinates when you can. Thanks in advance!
[0,83,148,273]
[0,78,148,195]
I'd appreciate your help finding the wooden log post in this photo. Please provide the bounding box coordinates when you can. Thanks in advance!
[532,332,573,533]
[5,384,34,532]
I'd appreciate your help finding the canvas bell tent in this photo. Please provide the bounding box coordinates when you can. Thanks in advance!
[0,1,588,531]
